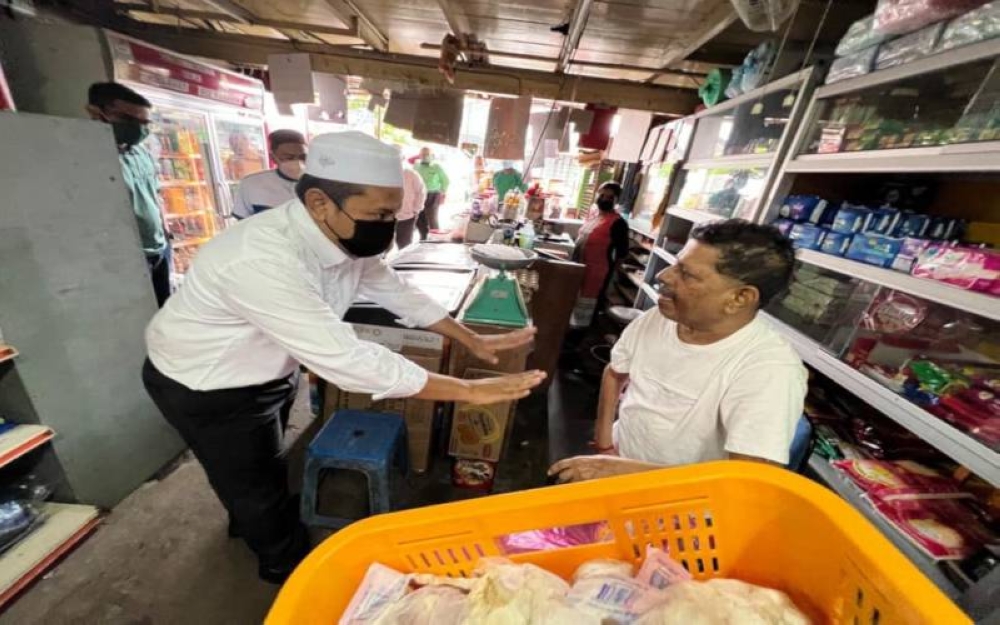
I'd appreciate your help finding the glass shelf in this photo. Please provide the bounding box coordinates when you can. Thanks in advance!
[674,166,768,221]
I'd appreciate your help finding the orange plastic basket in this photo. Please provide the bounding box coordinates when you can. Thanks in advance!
[267,462,969,624]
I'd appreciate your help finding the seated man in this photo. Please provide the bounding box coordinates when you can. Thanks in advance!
[550,220,807,483]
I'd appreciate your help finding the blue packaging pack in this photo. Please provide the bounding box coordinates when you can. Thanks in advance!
[845,234,904,268]
[896,213,931,237]
[789,223,826,250]
[926,216,963,240]
[830,204,869,234]
[820,231,853,256]
[779,195,833,225]
[863,207,901,235]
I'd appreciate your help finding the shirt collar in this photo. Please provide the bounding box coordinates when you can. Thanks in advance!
[288,200,349,268]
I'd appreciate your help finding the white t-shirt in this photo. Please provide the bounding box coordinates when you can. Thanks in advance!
[610,309,807,466]
[232,169,297,219]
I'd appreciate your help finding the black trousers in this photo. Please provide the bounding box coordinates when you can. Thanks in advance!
[416,191,441,240]
[142,359,307,569]
[395,217,417,249]
[146,246,172,308]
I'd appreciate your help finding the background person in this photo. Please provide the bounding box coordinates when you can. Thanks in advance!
[396,158,426,249]
[493,160,526,203]
[143,132,543,583]
[232,130,308,219]
[413,146,449,240]
[551,220,807,483]
[569,181,629,327]
[86,82,170,308]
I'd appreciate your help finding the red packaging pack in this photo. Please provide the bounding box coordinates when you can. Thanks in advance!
[872,497,997,560]
[833,459,964,500]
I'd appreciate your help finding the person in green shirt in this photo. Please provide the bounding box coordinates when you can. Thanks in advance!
[493,160,526,204]
[87,82,170,307]
[413,146,450,240]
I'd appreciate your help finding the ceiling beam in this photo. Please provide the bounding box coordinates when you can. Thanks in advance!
[419,43,708,77]
[201,0,255,23]
[646,2,738,82]
[435,0,471,37]
[322,0,389,52]
[556,0,594,74]
[113,24,700,113]
[115,3,362,37]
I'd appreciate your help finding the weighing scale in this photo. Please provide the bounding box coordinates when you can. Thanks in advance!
[462,246,537,328]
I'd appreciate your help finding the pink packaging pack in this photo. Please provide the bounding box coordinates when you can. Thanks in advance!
[911,246,1000,294]
[874,0,991,35]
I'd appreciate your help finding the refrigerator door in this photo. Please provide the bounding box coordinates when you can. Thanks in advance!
[145,101,219,276]
[210,112,269,222]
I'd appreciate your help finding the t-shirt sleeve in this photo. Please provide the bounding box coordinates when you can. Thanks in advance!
[232,180,252,220]
[610,309,653,375]
[720,359,807,465]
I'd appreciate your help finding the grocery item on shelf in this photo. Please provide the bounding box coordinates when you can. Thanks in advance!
[834,459,964,498]
[872,496,997,559]
[830,204,868,234]
[876,23,947,69]
[836,14,897,56]
[912,246,1000,294]
[338,549,810,624]
[846,233,905,268]
[874,0,991,36]
[826,46,880,84]
[820,231,853,256]
[891,237,935,272]
[788,223,826,250]
[778,195,832,224]
[937,1,1000,50]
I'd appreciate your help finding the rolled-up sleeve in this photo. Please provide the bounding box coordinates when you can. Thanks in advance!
[357,259,450,328]
[220,259,428,400]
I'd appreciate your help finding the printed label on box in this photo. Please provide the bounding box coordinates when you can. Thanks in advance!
[351,324,445,352]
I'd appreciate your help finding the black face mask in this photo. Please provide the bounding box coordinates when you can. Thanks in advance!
[106,117,149,148]
[597,199,615,212]
[327,203,396,258]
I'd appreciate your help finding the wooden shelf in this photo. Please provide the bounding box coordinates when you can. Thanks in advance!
[0,425,54,469]
[0,503,100,608]
[796,249,1000,322]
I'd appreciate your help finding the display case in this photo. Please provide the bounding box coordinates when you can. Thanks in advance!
[147,106,220,275]
[212,113,269,214]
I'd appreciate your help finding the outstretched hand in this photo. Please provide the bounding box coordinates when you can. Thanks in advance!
[469,327,537,364]
[465,370,547,405]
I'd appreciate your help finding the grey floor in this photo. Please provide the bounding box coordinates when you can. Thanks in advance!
[0,373,595,624]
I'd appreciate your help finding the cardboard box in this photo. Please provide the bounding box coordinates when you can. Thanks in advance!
[320,324,447,473]
[448,369,515,462]
[447,321,532,378]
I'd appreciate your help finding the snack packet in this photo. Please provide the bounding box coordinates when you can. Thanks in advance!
[340,563,411,625]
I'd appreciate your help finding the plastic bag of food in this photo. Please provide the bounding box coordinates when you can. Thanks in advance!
[340,563,411,625]
[832,459,965,500]
[937,1,1000,50]
[912,246,1000,293]
[826,46,879,84]
[465,559,582,623]
[873,497,997,560]
[634,546,692,590]
[635,579,811,625]
[371,586,469,625]
[874,0,991,36]
[836,14,896,56]
[875,23,945,68]
[571,558,634,582]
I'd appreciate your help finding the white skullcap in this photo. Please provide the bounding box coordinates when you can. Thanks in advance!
[305,131,403,187]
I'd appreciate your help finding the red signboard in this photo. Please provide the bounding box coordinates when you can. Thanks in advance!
[0,59,14,111]
[106,31,264,110]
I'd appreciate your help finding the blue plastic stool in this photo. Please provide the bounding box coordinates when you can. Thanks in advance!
[301,410,407,529]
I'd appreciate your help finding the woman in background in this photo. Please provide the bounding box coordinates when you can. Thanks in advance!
[570,181,629,327]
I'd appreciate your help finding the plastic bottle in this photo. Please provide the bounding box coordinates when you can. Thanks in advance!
[520,220,535,249]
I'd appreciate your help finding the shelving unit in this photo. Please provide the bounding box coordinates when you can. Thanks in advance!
[665,205,723,225]
[763,312,1000,487]
[0,502,100,607]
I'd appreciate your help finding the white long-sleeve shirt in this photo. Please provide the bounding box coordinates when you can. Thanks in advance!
[398,167,427,221]
[146,200,449,399]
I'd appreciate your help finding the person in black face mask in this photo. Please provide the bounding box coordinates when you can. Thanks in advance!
[86,82,171,308]
[141,131,545,584]
[570,181,629,327]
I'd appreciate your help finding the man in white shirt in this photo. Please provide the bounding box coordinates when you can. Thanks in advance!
[231,129,307,219]
[549,220,806,483]
[143,131,543,583]
[395,160,426,249]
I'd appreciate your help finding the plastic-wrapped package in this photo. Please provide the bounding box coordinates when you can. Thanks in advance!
[0,500,41,554]
[497,522,612,555]
[370,587,469,625]
[911,245,1000,293]
[634,579,811,625]
[826,46,879,84]
[937,1,1000,50]
[465,559,583,623]
[571,559,634,582]
[740,41,777,93]
[725,65,745,99]
[833,459,964,500]
[836,15,895,56]
[876,23,946,69]
[872,497,997,560]
[339,563,411,625]
[874,0,991,36]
